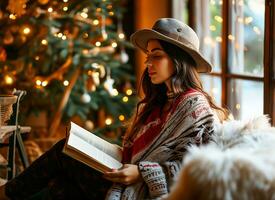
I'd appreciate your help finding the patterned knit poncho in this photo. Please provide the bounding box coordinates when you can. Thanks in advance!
[105,89,218,200]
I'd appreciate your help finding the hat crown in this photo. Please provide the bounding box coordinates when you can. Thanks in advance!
[152,18,200,50]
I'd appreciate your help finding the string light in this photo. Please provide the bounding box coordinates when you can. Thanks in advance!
[112,89,119,96]
[219,0,222,5]
[109,11,114,16]
[228,34,235,41]
[253,26,261,35]
[236,104,241,110]
[42,81,48,87]
[63,7,68,11]
[57,33,63,38]
[107,4,113,9]
[214,15,223,23]
[118,33,125,39]
[63,80,69,86]
[119,115,125,121]
[111,42,118,48]
[83,32,89,38]
[61,35,67,40]
[83,8,89,13]
[36,79,42,86]
[35,56,40,61]
[80,12,88,19]
[63,0,68,2]
[105,118,112,125]
[82,49,89,55]
[210,25,216,31]
[96,8,102,12]
[4,75,14,85]
[93,19,99,25]
[48,7,53,13]
[9,14,16,20]
[126,89,133,96]
[244,17,253,24]
[41,39,48,45]
[95,41,101,47]
[216,36,222,42]
[122,96,128,102]
[23,27,31,35]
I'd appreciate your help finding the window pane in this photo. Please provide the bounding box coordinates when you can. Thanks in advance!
[193,0,223,72]
[228,79,263,120]
[172,0,189,24]
[228,0,265,76]
[200,74,222,106]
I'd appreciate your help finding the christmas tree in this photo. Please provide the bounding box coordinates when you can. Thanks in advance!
[0,0,136,143]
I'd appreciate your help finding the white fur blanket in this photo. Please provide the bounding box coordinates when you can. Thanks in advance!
[167,115,275,200]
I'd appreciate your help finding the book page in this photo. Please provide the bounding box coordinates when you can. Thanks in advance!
[70,122,122,162]
[67,132,123,170]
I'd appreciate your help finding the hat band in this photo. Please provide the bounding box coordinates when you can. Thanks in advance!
[153,28,198,51]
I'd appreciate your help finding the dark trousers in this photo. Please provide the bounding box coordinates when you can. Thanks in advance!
[5,139,112,200]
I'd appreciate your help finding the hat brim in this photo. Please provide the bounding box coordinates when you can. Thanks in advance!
[130,29,212,73]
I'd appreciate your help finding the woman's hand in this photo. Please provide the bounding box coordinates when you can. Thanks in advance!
[103,164,142,185]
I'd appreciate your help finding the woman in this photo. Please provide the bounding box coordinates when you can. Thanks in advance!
[0,18,228,200]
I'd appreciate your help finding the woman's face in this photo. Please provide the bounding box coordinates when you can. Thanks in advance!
[145,40,175,91]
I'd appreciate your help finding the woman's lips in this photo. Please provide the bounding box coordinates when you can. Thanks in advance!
[148,72,156,77]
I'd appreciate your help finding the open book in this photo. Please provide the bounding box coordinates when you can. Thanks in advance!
[63,122,123,173]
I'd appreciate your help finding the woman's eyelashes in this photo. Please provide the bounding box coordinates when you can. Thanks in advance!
[145,54,163,62]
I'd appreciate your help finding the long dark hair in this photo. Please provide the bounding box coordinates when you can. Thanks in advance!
[124,40,228,142]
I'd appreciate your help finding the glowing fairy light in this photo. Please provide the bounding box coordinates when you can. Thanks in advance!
[80,12,88,19]
[118,33,125,39]
[42,81,48,87]
[23,27,31,35]
[111,42,118,48]
[122,96,129,102]
[210,25,216,31]
[4,75,14,85]
[36,79,42,86]
[9,14,16,20]
[93,19,99,25]
[95,41,101,47]
[216,36,222,42]
[126,89,133,96]
[112,89,119,96]
[119,115,125,121]
[63,80,69,86]
[214,16,223,23]
[41,39,48,45]
[105,118,112,125]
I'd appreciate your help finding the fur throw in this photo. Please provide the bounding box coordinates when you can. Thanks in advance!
[166,115,275,200]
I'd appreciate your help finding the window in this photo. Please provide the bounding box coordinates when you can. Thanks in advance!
[173,0,274,122]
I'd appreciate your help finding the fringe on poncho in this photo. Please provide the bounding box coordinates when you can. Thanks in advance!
[105,90,219,200]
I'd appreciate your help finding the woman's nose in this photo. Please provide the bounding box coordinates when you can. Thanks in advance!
[145,59,153,68]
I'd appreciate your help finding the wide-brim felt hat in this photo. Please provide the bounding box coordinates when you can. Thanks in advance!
[130,18,212,73]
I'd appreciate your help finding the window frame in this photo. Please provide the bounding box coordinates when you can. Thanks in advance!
[184,0,274,124]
